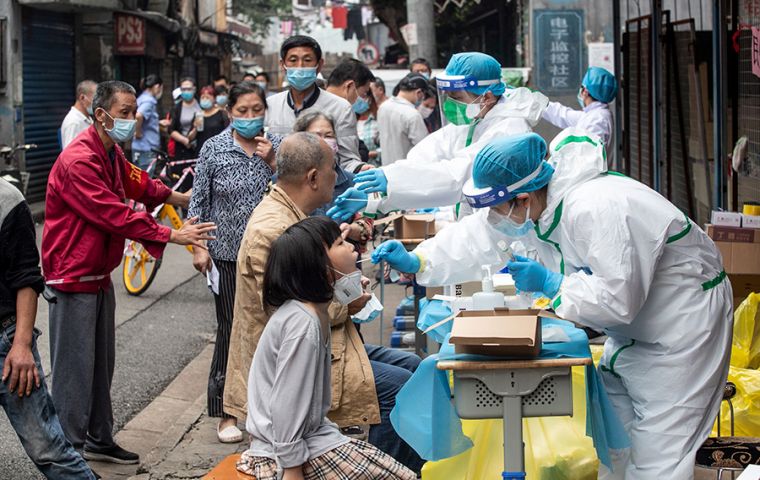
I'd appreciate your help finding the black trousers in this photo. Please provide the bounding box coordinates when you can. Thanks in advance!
[208,259,236,418]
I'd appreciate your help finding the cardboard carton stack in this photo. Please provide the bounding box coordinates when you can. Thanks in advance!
[707,208,760,304]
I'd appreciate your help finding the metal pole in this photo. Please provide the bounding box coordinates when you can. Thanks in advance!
[712,0,727,210]
[406,0,438,67]
[613,0,623,171]
[650,0,662,193]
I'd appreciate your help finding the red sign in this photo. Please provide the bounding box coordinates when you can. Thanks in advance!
[114,14,146,55]
[753,26,760,79]
[357,41,380,66]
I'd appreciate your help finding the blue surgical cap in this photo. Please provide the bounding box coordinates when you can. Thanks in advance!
[472,133,553,192]
[582,67,618,104]
[444,52,506,96]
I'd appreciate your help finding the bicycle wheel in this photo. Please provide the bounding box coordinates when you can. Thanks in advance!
[122,240,162,296]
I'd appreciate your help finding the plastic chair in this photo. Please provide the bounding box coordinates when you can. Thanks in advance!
[695,382,760,479]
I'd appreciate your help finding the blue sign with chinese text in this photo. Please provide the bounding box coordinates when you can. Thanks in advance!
[534,9,584,94]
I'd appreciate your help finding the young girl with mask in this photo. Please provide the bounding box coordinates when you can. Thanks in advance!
[293,112,373,255]
[188,81,282,444]
[237,217,416,480]
[195,85,230,151]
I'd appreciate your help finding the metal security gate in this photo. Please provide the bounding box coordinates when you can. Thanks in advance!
[22,8,75,203]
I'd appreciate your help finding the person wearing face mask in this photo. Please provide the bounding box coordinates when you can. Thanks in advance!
[60,79,97,149]
[195,85,231,151]
[214,85,229,108]
[225,133,424,475]
[377,73,431,166]
[169,77,202,160]
[266,36,370,174]
[327,52,548,222]
[132,74,164,170]
[189,81,280,444]
[374,130,733,480]
[237,216,416,480]
[254,72,274,97]
[420,78,441,133]
[542,66,617,149]
[409,57,433,79]
[42,81,216,466]
[357,91,381,166]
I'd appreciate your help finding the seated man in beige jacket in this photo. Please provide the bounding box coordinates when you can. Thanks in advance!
[224,132,424,473]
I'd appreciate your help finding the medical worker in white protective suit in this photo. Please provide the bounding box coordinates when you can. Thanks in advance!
[372,130,733,479]
[542,66,616,149]
[327,52,548,222]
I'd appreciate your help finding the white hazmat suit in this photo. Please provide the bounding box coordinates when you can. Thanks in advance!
[542,100,614,149]
[414,128,732,479]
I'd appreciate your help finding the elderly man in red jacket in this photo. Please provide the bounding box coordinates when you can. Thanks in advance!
[42,80,215,465]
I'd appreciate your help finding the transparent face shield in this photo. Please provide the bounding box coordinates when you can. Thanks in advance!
[436,75,500,127]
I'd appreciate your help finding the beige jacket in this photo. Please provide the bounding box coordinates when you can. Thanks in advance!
[223,185,380,426]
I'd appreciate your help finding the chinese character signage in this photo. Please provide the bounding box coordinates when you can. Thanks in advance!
[534,9,584,94]
[114,14,146,56]
[752,26,760,80]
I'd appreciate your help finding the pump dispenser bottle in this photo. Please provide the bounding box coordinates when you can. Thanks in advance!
[472,265,506,310]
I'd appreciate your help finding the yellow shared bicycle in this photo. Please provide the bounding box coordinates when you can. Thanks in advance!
[122,152,196,296]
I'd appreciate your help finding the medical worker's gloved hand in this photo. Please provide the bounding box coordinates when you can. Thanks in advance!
[371,240,421,273]
[354,169,388,194]
[327,188,367,222]
[507,255,562,298]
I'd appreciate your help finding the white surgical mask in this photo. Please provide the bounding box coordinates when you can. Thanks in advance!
[332,269,363,305]
[352,293,383,323]
[417,105,434,119]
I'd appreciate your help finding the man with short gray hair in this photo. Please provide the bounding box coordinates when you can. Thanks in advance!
[60,79,97,149]
[43,80,216,465]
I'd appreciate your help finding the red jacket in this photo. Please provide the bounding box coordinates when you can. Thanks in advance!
[42,125,172,293]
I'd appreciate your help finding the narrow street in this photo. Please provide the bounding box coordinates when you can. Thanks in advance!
[0,225,216,479]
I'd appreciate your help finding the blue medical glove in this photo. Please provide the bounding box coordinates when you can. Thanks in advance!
[354,169,388,194]
[327,187,367,222]
[371,240,421,273]
[506,255,563,298]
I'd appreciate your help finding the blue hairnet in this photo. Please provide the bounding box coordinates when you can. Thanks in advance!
[444,52,506,96]
[472,133,553,192]
[582,67,618,103]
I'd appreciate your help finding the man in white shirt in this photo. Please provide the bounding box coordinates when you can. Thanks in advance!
[376,73,430,166]
[60,80,96,149]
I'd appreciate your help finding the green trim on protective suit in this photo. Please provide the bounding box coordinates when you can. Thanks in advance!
[600,339,636,378]
[454,120,482,220]
[551,295,562,310]
[553,135,598,152]
[666,213,692,244]
[702,270,726,291]
[535,200,565,275]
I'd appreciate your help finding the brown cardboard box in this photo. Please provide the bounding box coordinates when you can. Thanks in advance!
[394,214,436,241]
[716,242,760,275]
[706,225,760,243]
[449,309,552,357]
[729,274,760,305]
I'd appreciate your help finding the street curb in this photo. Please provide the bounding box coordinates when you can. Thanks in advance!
[115,343,214,479]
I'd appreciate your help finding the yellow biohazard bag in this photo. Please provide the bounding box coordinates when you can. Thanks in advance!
[711,293,760,437]
[423,356,603,480]
[730,293,760,369]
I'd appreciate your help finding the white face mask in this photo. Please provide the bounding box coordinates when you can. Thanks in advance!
[332,269,363,305]
[417,105,434,119]
[352,293,383,323]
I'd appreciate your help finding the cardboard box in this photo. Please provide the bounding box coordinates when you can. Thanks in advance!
[425,281,481,300]
[729,274,760,305]
[394,214,436,241]
[743,214,760,229]
[706,224,760,243]
[711,211,742,227]
[449,308,553,357]
[716,242,760,275]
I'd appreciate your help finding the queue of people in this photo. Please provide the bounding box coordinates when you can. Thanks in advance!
[5,24,725,480]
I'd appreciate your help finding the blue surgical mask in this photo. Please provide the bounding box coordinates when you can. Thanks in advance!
[215,95,228,106]
[420,72,431,80]
[255,81,268,92]
[103,112,137,143]
[181,91,195,102]
[86,104,93,115]
[286,67,318,91]
[577,88,585,109]
[231,116,264,139]
[353,95,370,114]
[489,203,534,238]
[200,99,213,110]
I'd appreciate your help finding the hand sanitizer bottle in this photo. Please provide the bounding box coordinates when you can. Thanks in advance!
[472,265,505,310]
